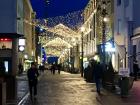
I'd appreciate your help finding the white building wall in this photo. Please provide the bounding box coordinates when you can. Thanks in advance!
[114,0,134,70]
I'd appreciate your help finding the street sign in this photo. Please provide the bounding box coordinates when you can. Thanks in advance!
[119,68,130,77]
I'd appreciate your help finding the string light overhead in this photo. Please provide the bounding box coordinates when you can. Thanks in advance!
[43,37,72,48]
[23,10,86,57]
[47,24,80,38]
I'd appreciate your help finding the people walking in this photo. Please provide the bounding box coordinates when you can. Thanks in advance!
[39,64,45,73]
[52,64,56,75]
[51,64,56,75]
[42,65,45,72]
[50,64,53,74]
[93,61,103,94]
[18,63,23,74]
[57,64,61,74]
[84,62,92,82]
[27,62,39,99]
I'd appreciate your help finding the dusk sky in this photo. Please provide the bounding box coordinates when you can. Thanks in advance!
[30,0,89,18]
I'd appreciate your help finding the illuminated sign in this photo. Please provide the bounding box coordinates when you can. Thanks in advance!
[18,38,26,52]
[19,46,25,52]
[19,39,25,46]
[0,38,12,41]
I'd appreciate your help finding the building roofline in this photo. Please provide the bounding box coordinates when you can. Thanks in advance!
[25,0,33,12]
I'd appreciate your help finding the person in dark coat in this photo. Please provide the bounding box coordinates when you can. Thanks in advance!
[27,62,39,99]
[18,63,23,74]
[51,63,56,75]
[133,60,139,81]
[39,64,45,73]
[57,64,61,74]
[84,62,92,82]
[93,61,103,94]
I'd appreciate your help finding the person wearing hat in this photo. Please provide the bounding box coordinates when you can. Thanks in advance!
[27,62,39,99]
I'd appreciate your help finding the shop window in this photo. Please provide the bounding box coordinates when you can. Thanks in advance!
[0,38,12,49]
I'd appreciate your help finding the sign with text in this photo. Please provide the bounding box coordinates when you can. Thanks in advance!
[119,68,130,77]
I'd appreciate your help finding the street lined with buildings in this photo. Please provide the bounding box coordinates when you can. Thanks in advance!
[22,71,101,105]
[0,0,140,104]
[17,71,140,105]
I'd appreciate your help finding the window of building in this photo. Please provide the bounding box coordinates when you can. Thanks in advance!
[124,0,129,7]
[117,0,121,6]
[117,19,121,35]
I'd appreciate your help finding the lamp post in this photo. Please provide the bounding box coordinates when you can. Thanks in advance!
[80,27,85,77]
[101,0,109,70]
[102,17,106,70]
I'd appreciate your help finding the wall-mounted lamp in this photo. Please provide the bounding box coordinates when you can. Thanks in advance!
[18,37,26,52]
[24,54,28,59]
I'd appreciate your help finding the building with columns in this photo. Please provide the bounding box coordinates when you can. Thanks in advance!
[81,0,114,67]
[114,0,140,73]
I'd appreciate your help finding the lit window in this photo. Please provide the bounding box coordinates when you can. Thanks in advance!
[0,38,12,49]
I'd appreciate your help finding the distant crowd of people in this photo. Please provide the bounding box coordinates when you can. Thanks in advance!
[50,63,61,75]
[39,64,45,73]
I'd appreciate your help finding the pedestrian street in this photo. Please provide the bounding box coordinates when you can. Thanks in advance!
[23,71,101,105]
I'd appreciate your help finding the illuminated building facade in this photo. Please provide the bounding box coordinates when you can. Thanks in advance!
[82,0,114,65]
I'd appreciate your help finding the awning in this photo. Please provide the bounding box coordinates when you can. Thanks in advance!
[131,34,140,40]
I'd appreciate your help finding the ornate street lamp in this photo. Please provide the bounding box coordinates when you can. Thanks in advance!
[80,27,85,77]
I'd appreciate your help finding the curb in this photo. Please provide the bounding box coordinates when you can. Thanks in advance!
[17,93,29,105]
[17,72,45,105]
